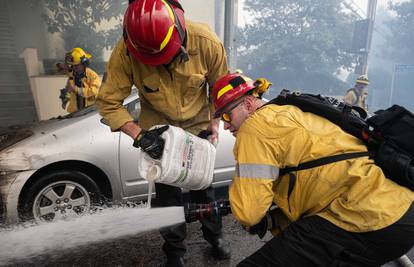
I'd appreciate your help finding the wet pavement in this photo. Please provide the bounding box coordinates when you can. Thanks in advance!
[2,215,265,267]
[2,215,412,267]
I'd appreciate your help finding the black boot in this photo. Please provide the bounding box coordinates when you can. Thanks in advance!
[165,256,185,267]
[211,238,231,260]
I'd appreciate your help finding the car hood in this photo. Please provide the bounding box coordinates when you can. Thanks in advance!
[0,106,97,151]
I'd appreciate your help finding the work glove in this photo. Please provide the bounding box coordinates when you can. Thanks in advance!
[198,128,218,147]
[59,88,70,109]
[198,130,212,140]
[133,125,169,159]
[247,208,280,239]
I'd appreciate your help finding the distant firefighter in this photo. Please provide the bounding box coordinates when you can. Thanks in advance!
[343,74,369,111]
[56,48,100,113]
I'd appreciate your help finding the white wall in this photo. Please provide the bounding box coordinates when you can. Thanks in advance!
[30,76,69,120]
[181,0,216,30]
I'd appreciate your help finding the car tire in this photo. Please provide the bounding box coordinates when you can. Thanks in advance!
[20,171,101,222]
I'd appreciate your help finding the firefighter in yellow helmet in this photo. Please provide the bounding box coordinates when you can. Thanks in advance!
[343,74,369,111]
[59,47,101,113]
[96,1,230,265]
[212,72,414,266]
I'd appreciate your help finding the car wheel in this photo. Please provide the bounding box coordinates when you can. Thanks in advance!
[21,171,101,222]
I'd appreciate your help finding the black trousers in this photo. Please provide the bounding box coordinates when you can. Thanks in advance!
[238,203,414,267]
[153,182,223,258]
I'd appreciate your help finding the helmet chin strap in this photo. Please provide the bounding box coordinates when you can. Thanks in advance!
[166,0,188,63]
[179,46,189,62]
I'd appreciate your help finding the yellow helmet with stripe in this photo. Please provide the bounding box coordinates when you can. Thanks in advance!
[65,47,91,66]
[356,74,369,85]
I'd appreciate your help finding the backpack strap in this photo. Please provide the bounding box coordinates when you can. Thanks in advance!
[280,151,370,176]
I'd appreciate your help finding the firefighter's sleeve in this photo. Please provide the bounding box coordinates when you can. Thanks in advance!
[229,130,281,227]
[206,41,228,87]
[82,70,101,99]
[206,41,228,113]
[96,39,134,131]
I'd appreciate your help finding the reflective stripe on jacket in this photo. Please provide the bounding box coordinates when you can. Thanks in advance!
[67,68,101,113]
[229,104,414,232]
[96,21,228,134]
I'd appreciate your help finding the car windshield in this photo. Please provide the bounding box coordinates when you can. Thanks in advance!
[52,91,138,120]
[54,105,97,120]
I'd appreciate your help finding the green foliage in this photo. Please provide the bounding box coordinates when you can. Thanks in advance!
[237,0,358,95]
[385,0,414,63]
[38,0,127,59]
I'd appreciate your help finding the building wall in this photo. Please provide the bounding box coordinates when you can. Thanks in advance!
[30,76,68,120]
[182,0,216,30]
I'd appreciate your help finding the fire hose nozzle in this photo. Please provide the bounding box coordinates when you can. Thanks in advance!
[184,200,231,223]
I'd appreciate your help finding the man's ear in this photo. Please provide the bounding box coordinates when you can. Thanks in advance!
[245,96,256,113]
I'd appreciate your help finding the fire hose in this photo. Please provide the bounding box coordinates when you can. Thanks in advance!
[184,200,231,223]
[184,200,276,238]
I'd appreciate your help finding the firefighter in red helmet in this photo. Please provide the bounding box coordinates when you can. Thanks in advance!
[212,72,414,266]
[96,1,230,266]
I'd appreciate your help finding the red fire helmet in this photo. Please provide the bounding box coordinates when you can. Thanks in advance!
[212,73,256,118]
[123,0,186,66]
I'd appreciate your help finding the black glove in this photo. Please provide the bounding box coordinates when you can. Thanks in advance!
[248,216,268,239]
[248,209,279,239]
[198,130,212,140]
[59,88,70,109]
[133,125,169,159]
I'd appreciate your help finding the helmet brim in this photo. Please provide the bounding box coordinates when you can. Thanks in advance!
[213,95,248,119]
[126,32,182,66]
[356,80,369,85]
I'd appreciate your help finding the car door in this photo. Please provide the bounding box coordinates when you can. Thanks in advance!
[118,98,149,200]
[213,122,236,187]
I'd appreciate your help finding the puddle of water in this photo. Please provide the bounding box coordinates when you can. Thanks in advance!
[0,206,185,265]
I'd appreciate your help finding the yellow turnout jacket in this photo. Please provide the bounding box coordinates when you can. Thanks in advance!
[67,67,101,113]
[229,104,414,233]
[96,21,228,135]
[343,87,368,111]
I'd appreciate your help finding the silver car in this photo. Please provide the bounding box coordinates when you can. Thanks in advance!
[0,92,235,224]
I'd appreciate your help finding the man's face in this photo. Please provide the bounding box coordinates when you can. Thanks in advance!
[220,98,250,137]
[72,63,85,74]
[355,83,367,90]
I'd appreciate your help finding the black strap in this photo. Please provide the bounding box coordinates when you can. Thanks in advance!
[166,0,184,11]
[287,173,296,200]
[280,151,370,176]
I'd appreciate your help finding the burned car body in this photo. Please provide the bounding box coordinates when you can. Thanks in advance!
[0,93,235,224]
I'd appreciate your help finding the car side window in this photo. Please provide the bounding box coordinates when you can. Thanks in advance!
[127,99,141,122]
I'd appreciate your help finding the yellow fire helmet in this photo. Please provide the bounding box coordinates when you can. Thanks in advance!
[356,74,369,85]
[65,47,92,66]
